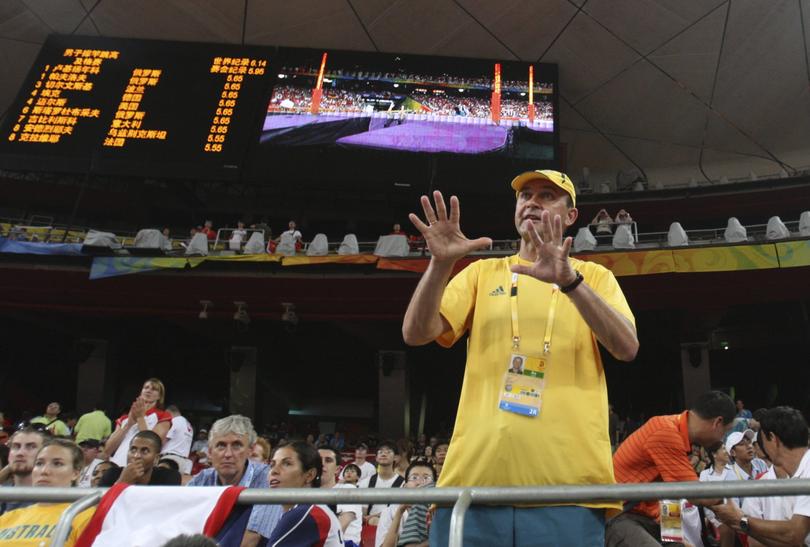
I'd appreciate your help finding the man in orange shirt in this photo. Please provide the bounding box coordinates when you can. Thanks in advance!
[606,391,736,546]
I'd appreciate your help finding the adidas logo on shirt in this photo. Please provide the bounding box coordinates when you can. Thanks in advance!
[489,286,506,296]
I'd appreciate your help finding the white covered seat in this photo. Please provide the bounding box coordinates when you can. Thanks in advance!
[798,211,810,237]
[374,234,409,257]
[573,227,597,252]
[306,233,329,256]
[724,218,748,243]
[667,222,689,247]
[766,216,790,240]
[337,234,359,255]
[228,231,246,251]
[276,232,297,255]
[84,230,121,249]
[243,231,265,254]
[134,229,162,248]
[184,232,209,256]
[612,224,635,249]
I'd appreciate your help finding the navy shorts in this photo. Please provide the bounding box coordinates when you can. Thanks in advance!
[429,505,605,547]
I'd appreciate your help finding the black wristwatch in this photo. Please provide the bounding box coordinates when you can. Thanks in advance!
[739,516,750,533]
[560,271,584,294]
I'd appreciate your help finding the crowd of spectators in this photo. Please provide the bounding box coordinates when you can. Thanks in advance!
[280,65,555,93]
[267,84,553,122]
[2,386,810,546]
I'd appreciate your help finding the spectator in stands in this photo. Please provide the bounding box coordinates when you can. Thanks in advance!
[230,221,247,250]
[736,399,753,419]
[375,459,436,547]
[341,463,361,486]
[606,391,736,546]
[187,415,282,546]
[390,223,406,236]
[403,170,638,547]
[711,406,810,546]
[161,404,194,476]
[394,438,413,478]
[30,401,70,437]
[91,460,117,488]
[615,209,633,225]
[77,438,105,487]
[342,442,376,482]
[201,220,216,240]
[361,440,405,526]
[319,446,362,546]
[0,439,94,544]
[433,439,449,478]
[329,431,345,450]
[726,429,768,486]
[590,208,613,235]
[162,227,173,251]
[264,441,344,546]
[106,377,172,467]
[74,403,112,444]
[250,437,271,464]
[99,430,181,486]
[190,428,209,465]
[277,220,303,251]
[700,444,733,482]
[0,426,48,515]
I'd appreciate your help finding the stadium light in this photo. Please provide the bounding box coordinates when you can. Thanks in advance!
[393,83,399,88]
[277,74,286,79]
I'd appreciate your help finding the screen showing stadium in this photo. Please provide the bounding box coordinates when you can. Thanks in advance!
[259,48,558,160]
[0,35,273,179]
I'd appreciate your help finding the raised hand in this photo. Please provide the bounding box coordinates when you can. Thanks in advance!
[408,191,492,263]
[129,397,145,422]
[510,210,576,286]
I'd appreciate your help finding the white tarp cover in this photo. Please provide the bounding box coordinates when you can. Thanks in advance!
[374,234,409,257]
[724,218,748,243]
[306,233,329,256]
[338,234,359,255]
[573,227,597,252]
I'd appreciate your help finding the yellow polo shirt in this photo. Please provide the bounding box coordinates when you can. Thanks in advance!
[436,255,634,509]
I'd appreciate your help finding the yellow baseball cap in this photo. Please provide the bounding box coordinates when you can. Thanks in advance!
[510,169,576,207]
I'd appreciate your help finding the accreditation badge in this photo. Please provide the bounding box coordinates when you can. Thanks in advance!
[498,353,547,417]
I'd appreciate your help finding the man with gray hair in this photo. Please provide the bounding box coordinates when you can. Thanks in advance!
[187,415,282,546]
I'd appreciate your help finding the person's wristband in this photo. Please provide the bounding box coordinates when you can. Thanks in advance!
[560,271,584,294]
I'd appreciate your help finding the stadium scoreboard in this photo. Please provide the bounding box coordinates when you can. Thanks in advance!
[0,35,274,179]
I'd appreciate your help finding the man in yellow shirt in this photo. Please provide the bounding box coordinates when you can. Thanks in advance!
[402,170,639,547]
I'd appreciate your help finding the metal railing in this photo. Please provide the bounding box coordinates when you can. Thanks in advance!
[3,480,810,547]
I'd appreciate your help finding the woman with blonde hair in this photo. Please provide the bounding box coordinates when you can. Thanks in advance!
[0,438,95,545]
[105,378,172,467]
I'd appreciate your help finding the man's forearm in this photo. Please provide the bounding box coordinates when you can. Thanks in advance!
[745,517,806,546]
[565,281,638,361]
[402,259,455,346]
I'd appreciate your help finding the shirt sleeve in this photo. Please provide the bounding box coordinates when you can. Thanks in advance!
[646,430,698,483]
[248,503,283,537]
[582,263,635,327]
[437,260,480,347]
[374,505,396,547]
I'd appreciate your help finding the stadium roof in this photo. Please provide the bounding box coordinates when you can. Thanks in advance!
[1,0,809,187]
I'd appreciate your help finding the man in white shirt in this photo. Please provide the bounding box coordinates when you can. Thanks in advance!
[341,442,377,482]
[319,446,362,547]
[359,440,405,526]
[161,404,194,475]
[711,406,810,546]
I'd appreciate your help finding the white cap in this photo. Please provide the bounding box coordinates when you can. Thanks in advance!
[725,429,754,454]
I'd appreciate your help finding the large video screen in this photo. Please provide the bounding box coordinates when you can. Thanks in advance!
[259,48,557,160]
[0,35,273,179]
